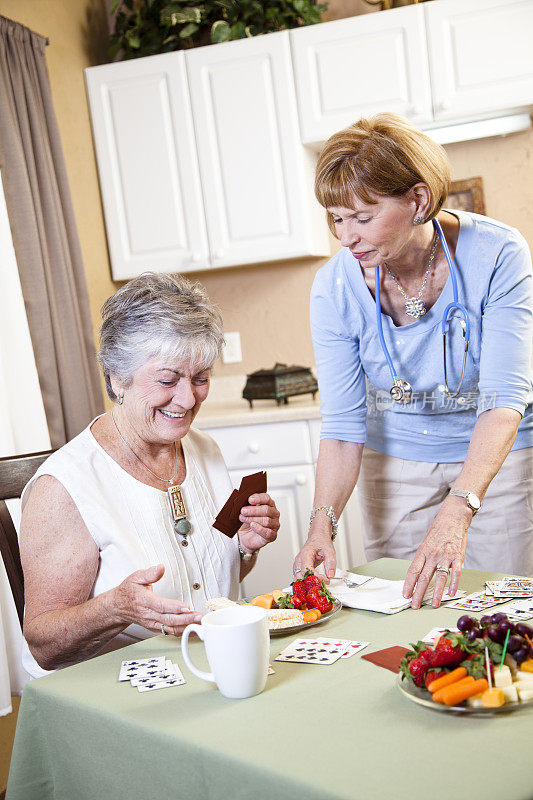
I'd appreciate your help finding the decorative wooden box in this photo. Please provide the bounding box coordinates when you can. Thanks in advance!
[242,363,318,407]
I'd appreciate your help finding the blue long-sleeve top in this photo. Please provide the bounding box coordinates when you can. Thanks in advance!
[311,210,533,462]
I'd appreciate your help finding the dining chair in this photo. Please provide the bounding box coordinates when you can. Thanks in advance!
[0,450,53,628]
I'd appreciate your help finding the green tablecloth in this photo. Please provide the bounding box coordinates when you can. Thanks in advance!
[7,559,533,800]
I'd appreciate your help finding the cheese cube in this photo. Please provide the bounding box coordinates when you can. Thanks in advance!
[501,685,518,703]
[516,685,533,702]
[466,693,485,709]
[516,670,533,682]
[481,688,505,708]
[520,658,533,673]
[494,665,513,688]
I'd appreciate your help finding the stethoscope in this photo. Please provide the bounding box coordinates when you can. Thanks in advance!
[374,218,470,404]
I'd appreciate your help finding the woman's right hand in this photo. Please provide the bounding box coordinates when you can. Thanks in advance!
[293,531,337,580]
[111,564,203,636]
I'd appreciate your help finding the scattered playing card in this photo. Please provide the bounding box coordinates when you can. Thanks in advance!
[267,666,275,675]
[421,589,466,606]
[275,638,346,665]
[446,592,509,612]
[137,669,186,692]
[118,656,166,682]
[361,646,409,673]
[340,641,370,659]
[501,598,533,621]
[422,627,459,644]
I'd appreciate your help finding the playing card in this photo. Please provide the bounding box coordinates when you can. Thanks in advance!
[213,472,267,537]
[421,589,466,606]
[130,659,179,686]
[267,665,275,675]
[422,626,459,644]
[361,646,409,673]
[445,592,509,612]
[502,577,533,594]
[340,641,370,659]
[501,598,533,621]
[275,638,346,665]
[136,662,186,691]
[311,636,368,659]
[118,656,166,682]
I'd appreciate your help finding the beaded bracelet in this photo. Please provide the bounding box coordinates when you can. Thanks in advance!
[309,506,338,541]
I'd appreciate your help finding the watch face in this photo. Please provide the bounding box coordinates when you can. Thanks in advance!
[466,492,481,510]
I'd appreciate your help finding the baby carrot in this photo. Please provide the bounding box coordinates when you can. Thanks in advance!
[433,676,474,704]
[428,667,467,694]
[303,609,321,623]
[442,678,489,707]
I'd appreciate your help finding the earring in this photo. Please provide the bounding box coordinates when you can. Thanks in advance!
[117,394,124,405]
[413,215,423,226]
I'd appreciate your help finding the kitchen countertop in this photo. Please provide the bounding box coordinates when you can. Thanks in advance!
[196,374,322,429]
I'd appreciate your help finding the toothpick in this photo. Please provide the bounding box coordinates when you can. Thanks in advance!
[485,647,493,690]
[499,629,511,672]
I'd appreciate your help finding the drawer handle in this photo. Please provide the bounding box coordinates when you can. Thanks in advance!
[248,441,260,454]
[295,474,307,486]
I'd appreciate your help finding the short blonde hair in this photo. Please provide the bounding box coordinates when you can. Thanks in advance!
[315,113,450,235]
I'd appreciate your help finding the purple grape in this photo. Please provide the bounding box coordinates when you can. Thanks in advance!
[498,620,514,638]
[457,615,476,632]
[490,612,508,624]
[480,615,492,628]
[473,627,484,638]
[513,647,529,665]
[507,634,526,654]
[467,629,478,643]
[515,623,533,640]
[487,624,504,643]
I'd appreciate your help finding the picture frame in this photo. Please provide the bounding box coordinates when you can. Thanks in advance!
[446,176,486,215]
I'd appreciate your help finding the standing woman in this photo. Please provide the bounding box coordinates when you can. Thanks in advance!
[294,113,533,607]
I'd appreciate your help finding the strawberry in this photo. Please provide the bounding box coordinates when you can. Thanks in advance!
[292,579,307,601]
[400,642,432,686]
[408,654,431,687]
[424,669,446,689]
[291,595,307,611]
[306,580,335,613]
[429,634,465,668]
[303,571,322,591]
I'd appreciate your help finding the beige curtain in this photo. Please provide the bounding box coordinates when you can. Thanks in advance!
[0,16,103,448]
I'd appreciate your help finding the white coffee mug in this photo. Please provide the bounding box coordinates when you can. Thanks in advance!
[181,606,269,699]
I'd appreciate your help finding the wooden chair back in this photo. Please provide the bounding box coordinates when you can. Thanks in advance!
[0,451,53,628]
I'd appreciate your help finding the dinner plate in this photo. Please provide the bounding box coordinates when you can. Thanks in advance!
[242,599,342,637]
[397,673,533,716]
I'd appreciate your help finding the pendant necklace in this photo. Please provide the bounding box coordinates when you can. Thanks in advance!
[111,411,192,538]
[384,232,439,320]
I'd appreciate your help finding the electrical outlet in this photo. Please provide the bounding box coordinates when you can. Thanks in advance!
[222,331,242,364]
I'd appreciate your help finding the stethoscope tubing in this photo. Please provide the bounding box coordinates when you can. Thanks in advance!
[374,217,470,391]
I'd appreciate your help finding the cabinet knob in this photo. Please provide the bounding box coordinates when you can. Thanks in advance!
[410,105,423,116]
[295,474,307,486]
[214,249,224,259]
[439,99,451,111]
[248,441,260,454]
[191,252,201,262]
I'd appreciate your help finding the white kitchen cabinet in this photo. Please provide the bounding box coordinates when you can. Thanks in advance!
[186,32,329,269]
[426,0,533,123]
[85,33,330,280]
[290,4,433,146]
[203,417,366,597]
[85,53,209,280]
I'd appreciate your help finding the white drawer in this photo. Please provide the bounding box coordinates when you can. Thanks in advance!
[205,421,313,470]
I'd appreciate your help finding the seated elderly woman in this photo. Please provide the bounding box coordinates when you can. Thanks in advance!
[19,273,280,677]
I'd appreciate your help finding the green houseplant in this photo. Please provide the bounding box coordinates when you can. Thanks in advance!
[109,0,328,60]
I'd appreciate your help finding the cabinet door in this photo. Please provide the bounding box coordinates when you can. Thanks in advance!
[85,54,209,279]
[186,32,330,268]
[290,5,433,146]
[426,0,533,122]
[229,465,315,599]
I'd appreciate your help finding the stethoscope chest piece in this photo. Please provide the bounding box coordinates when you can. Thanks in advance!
[390,377,412,404]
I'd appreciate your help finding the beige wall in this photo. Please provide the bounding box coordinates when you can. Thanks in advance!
[2,0,533,395]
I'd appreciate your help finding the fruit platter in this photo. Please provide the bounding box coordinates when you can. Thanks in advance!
[398,612,533,715]
[208,571,341,635]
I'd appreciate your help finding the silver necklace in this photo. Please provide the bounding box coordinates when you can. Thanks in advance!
[111,411,191,537]
[384,232,439,320]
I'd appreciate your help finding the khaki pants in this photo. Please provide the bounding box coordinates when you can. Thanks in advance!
[357,446,533,575]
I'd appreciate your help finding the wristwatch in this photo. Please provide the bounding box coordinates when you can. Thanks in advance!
[449,489,481,516]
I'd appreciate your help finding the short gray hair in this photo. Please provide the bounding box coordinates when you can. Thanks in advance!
[98,272,224,401]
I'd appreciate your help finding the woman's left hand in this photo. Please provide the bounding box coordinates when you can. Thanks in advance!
[237,493,280,553]
[402,496,472,609]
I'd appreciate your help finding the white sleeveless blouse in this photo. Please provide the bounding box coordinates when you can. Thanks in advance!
[21,421,240,678]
